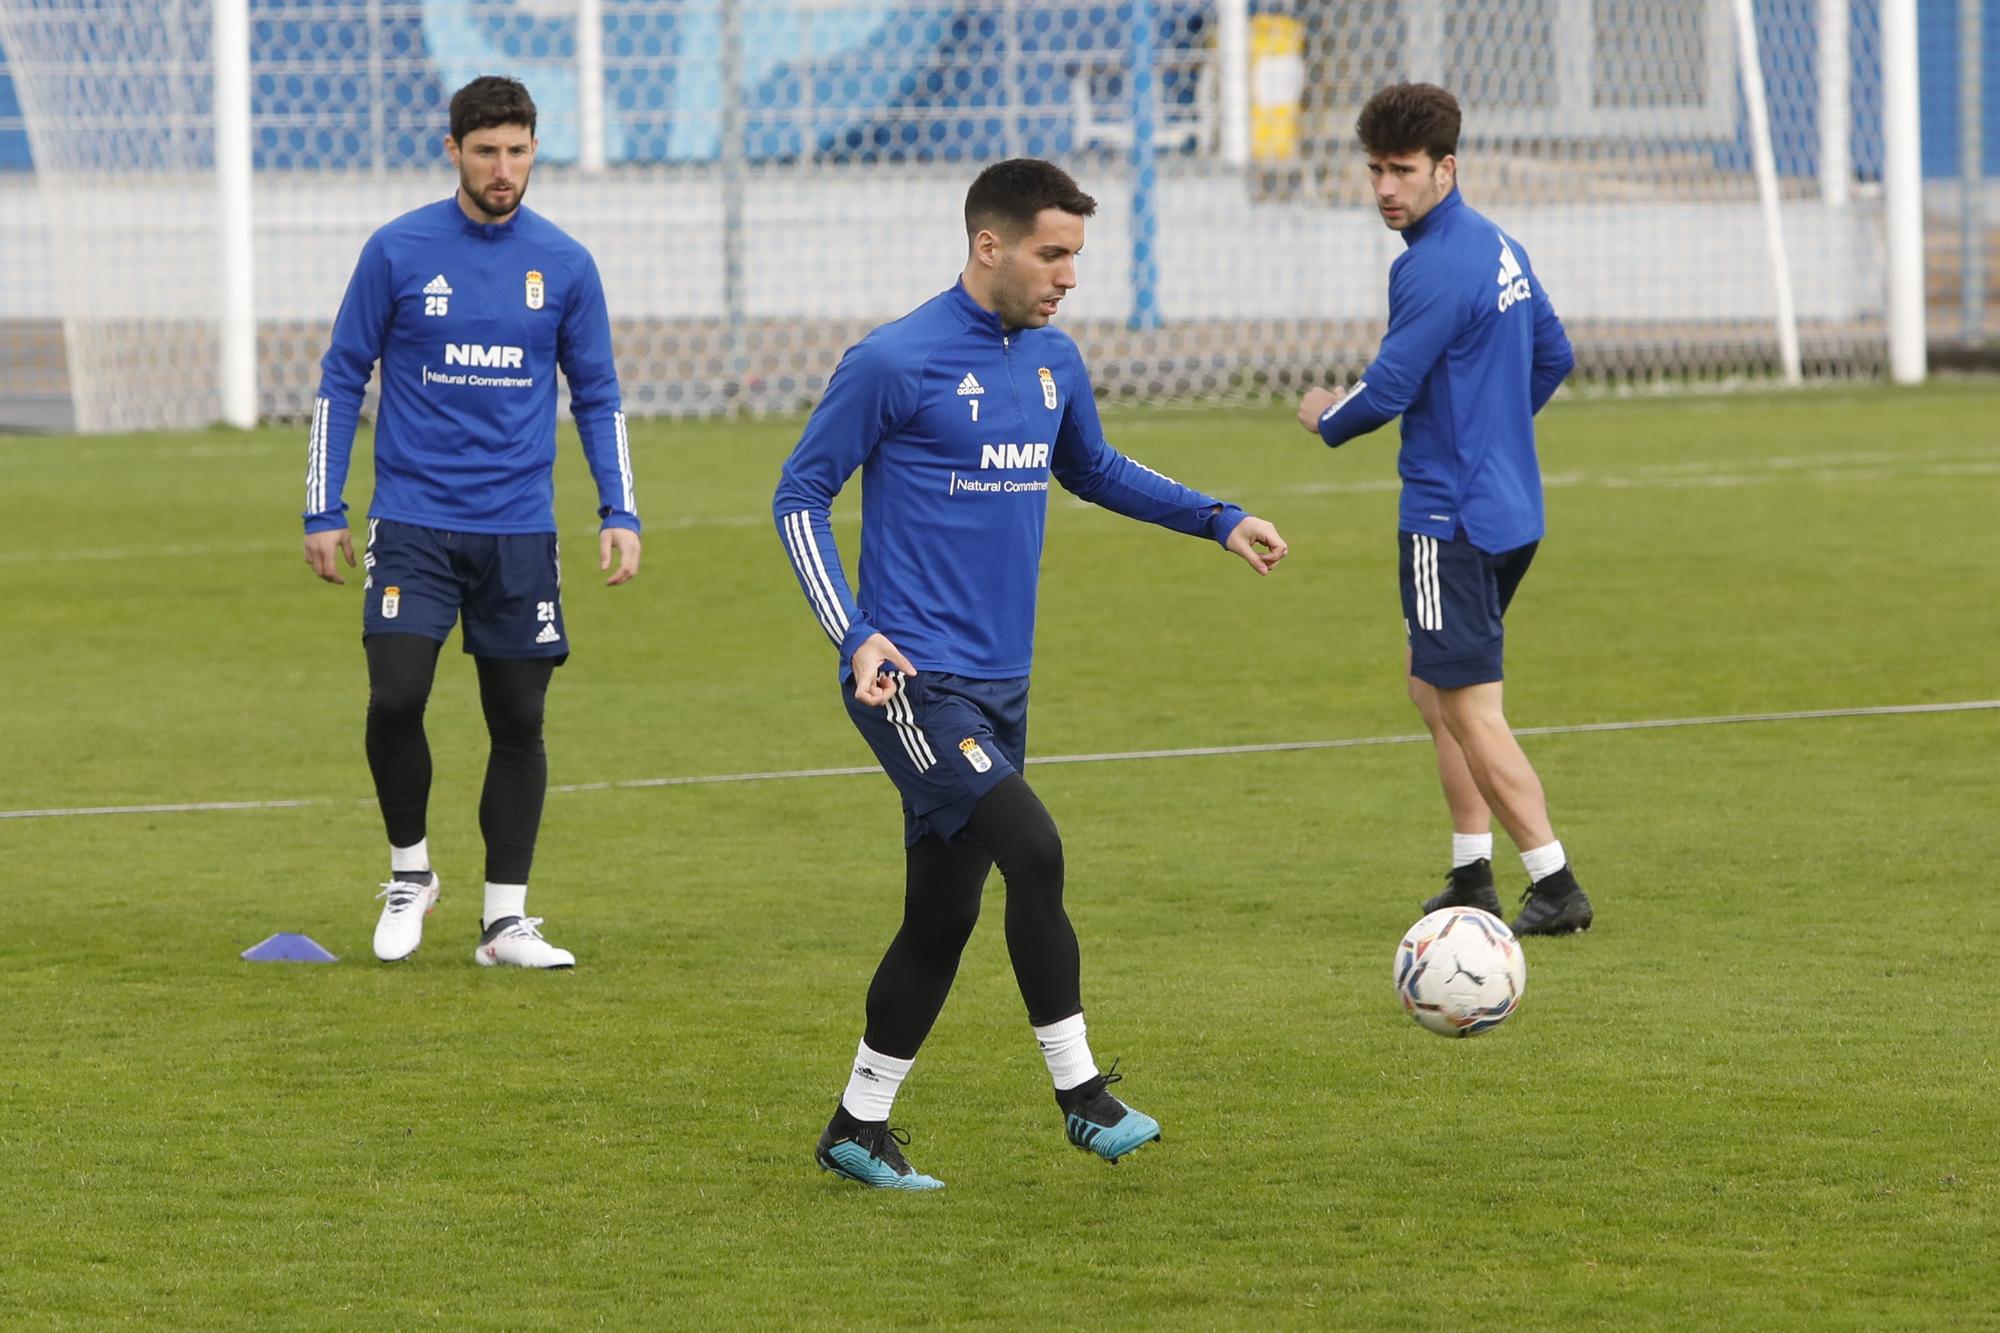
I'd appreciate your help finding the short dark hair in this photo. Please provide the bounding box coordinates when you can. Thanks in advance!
[1355,82,1460,161]
[449,76,537,143]
[964,159,1097,241]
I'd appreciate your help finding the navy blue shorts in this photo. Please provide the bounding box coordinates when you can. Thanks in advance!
[362,518,568,661]
[1400,532,1538,688]
[843,671,1027,846]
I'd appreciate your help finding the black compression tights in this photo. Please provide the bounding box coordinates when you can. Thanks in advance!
[364,634,440,852]
[363,635,555,884]
[862,774,1082,1059]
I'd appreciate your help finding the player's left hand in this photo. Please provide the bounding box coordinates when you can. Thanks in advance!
[600,527,642,586]
[1296,387,1344,434]
[1226,516,1288,575]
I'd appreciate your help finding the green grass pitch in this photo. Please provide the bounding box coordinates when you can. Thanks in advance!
[2,382,1996,1327]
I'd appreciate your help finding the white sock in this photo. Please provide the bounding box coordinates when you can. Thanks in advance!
[483,882,527,928]
[840,1040,913,1123]
[390,839,430,875]
[1451,832,1493,868]
[1033,1012,1098,1093]
[1521,840,1567,884]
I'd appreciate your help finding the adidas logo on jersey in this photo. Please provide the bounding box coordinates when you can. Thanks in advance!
[955,373,984,396]
[535,622,561,645]
[1496,238,1531,313]
[423,274,453,297]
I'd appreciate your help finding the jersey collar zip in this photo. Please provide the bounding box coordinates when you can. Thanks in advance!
[946,280,1008,338]
[451,195,522,241]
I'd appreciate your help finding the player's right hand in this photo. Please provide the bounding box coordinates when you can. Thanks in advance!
[1296,386,1345,433]
[304,528,356,584]
[851,633,916,707]
[1227,516,1289,575]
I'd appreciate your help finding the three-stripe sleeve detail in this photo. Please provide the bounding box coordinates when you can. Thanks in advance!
[780,509,850,646]
[1320,379,1369,425]
[1131,458,1186,488]
[613,411,635,516]
[883,676,937,771]
[305,396,329,516]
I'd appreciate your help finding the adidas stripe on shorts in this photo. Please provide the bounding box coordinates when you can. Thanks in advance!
[842,671,1027,846]
[1399,531,1538,689]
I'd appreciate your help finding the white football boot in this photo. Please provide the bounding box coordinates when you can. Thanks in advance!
[473,916,576,969]
[373,875,441,962]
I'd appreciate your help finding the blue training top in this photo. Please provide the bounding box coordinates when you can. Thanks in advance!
[1317,188,1573,554]
[773,281,1247,680]
[304,197,638,537]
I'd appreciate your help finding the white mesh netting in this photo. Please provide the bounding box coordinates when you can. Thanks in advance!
[0,0,1901,431]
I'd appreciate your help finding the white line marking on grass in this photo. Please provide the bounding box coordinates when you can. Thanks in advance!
[1024,699,2000,765]
[5,447,1994,569]
[4,700,1994,822]
[0,540,294,565]
[0,441,281,467]
[0,798,327,819]
[0,514,807,567]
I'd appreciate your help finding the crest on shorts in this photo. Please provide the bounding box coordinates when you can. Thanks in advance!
[525,270,545,310]
[1037,366,1058,410]
[381,585,401,620]
[958,738,993,773]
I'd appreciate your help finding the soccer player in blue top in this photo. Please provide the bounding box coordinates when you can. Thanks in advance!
[1295,83,1591,938]
[302,76,641,969]
[775,159,1288,1190]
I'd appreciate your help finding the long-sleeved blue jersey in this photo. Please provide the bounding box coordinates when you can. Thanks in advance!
[1318,188,1573,554]
[773,282,1247,680]
[304,197,638,536]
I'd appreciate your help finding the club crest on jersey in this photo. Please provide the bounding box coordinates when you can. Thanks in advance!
[381,586,401,620]
[525,270,545,310]
[958,738,993,773]
[1038,367,1058,410]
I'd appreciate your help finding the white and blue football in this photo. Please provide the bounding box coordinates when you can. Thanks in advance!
[1394,906,1527,1037]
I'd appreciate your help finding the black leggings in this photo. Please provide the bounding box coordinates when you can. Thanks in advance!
[364,634,554,884]
[862,774,1082,1059]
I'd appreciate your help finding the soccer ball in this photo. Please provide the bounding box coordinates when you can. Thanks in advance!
[1393,906,1527,1037]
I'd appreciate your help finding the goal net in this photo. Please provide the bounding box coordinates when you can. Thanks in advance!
[0,0,1897,432]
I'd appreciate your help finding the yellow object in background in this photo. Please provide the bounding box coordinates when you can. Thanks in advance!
[1250,13,1304,163]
